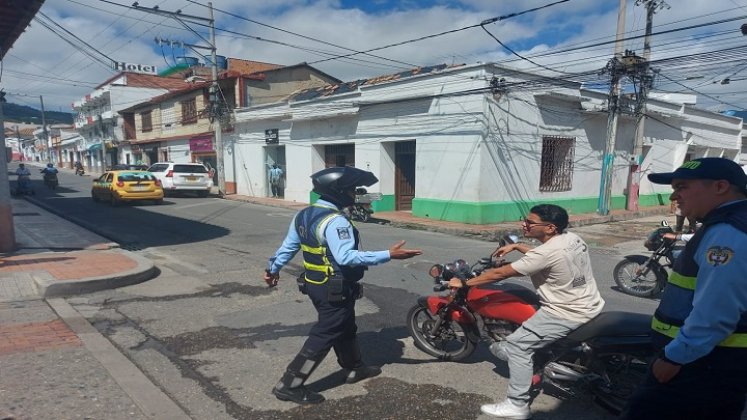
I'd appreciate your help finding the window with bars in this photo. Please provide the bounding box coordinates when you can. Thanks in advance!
[539,136,575,192]
[324,144,355,167]
[141,111,152,132]
[181,98,197,125]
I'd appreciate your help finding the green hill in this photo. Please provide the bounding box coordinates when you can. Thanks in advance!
[2,102,73,125]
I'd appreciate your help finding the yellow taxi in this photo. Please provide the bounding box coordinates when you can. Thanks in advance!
[91,170,164,206]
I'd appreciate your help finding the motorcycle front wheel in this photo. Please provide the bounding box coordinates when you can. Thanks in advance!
[406,304,477,362]
[613,256,666,298]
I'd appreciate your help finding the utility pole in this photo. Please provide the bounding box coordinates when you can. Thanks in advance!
[208,2,225,197]
[0,91,16,252]
[40,95,49,163]
[134,2,225,196]
[627,0,669,211]
[597,0,627,215]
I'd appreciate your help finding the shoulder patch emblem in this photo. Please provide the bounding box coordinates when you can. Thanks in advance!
[337,227,351,240]
[706,246,734,267]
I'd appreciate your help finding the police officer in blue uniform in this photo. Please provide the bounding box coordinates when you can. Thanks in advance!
[263,166,422,404]
[622,157,747,419]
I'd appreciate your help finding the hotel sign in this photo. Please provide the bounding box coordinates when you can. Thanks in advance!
[113,61,157,75]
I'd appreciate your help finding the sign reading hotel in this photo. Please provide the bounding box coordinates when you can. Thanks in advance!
[113,61,157,75]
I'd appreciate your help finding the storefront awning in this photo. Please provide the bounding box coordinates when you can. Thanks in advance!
[88,143,102,152]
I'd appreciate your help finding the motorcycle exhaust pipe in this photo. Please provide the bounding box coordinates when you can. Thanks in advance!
[543,362,585,382]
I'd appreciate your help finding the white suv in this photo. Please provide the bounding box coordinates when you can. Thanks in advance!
[147,162,213,197]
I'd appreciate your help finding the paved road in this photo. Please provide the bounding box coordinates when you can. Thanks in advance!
[15,163,664,419]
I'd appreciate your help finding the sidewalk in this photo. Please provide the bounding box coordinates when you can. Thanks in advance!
[0,198,155,301]
[0,197,185,419]
[223,194,671,241]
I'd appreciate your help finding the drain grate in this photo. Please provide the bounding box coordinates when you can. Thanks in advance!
[120,242,144,251]
[12,212,41,216]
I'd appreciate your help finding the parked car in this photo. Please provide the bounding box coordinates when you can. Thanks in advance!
[108,164,149,171]
[147,162,212,197]
[91,170,164,206]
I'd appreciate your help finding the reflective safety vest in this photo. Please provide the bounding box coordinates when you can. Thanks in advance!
[295,204,364,285]
[652,200,747,350]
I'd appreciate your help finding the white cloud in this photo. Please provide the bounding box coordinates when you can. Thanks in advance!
[3,0,747,112]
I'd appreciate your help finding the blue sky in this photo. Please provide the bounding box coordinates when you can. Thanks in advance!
[2,0,746,112]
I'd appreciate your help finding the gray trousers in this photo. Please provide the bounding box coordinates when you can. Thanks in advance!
[494,309,584,403]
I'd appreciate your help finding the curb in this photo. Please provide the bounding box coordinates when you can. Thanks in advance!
[17,196,159,298]
[47,298,189,418]
[37,250,157,298]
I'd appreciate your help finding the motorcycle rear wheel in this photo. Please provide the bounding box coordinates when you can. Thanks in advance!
[613,256,665,298]
[589,353,650,415]
[406,304,477,362]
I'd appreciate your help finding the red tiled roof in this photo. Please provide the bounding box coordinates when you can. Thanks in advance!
[96,72,191,90]
[119,82,212,112]
[228,58,283,74]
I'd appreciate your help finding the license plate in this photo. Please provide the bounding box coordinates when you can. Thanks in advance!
[130,185,149,191]
[185,176,197,182]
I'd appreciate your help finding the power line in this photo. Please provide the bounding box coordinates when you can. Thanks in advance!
[33,12,114,69]
[309,0,571,65]
[184,0,418,69]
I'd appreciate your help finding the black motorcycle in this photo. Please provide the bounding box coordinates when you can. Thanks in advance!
[343,187,378,223]
[42,170,59,190]
[613,222,678,298]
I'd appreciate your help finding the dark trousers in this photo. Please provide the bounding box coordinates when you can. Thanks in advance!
[620,360,747,420]
[270,182,282,197]
[299,281,360,368]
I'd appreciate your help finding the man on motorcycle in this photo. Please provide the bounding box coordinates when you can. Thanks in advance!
[41,163,58,176]
[262,166,422,405]
[621,157,747,420]
[15,163,30,178]
[449,204,604,419]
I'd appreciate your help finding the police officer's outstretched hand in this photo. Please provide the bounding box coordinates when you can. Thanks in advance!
[389,240,422,260]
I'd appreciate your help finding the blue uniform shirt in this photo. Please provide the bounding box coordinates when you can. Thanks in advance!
[665,202,747,364]
[267,199,391,274]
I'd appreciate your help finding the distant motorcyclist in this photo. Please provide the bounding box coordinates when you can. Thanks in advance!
[41,163,59,175]
[74,161,85,175]
[15,163,31,178]
[14,163,32,194]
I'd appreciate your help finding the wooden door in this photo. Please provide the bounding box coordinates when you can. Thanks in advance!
[395,141,416,210]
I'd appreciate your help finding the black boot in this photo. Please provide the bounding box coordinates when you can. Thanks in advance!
[345,365,382,384]
[272,349,327,405]
[334,338,382,384]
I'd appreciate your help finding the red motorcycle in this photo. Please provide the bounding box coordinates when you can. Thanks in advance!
[406,238,654,413]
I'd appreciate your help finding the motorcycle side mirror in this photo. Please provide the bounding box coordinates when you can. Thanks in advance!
[429,264,444,279]
[498,234,517,247]
[454,259,468,273]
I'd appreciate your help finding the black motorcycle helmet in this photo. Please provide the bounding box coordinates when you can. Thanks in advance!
[311,166,378,207]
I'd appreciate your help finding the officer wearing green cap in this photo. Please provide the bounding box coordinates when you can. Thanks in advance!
[622,157,747,419]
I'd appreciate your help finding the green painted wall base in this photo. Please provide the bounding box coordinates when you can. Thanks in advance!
[411,193,670,224]
[309,191,671,224]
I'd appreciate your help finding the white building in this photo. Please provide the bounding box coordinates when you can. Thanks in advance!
[71,72,190,172]
[228,63,743,224]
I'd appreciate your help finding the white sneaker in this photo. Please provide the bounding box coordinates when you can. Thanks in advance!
[480,399,531,419]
